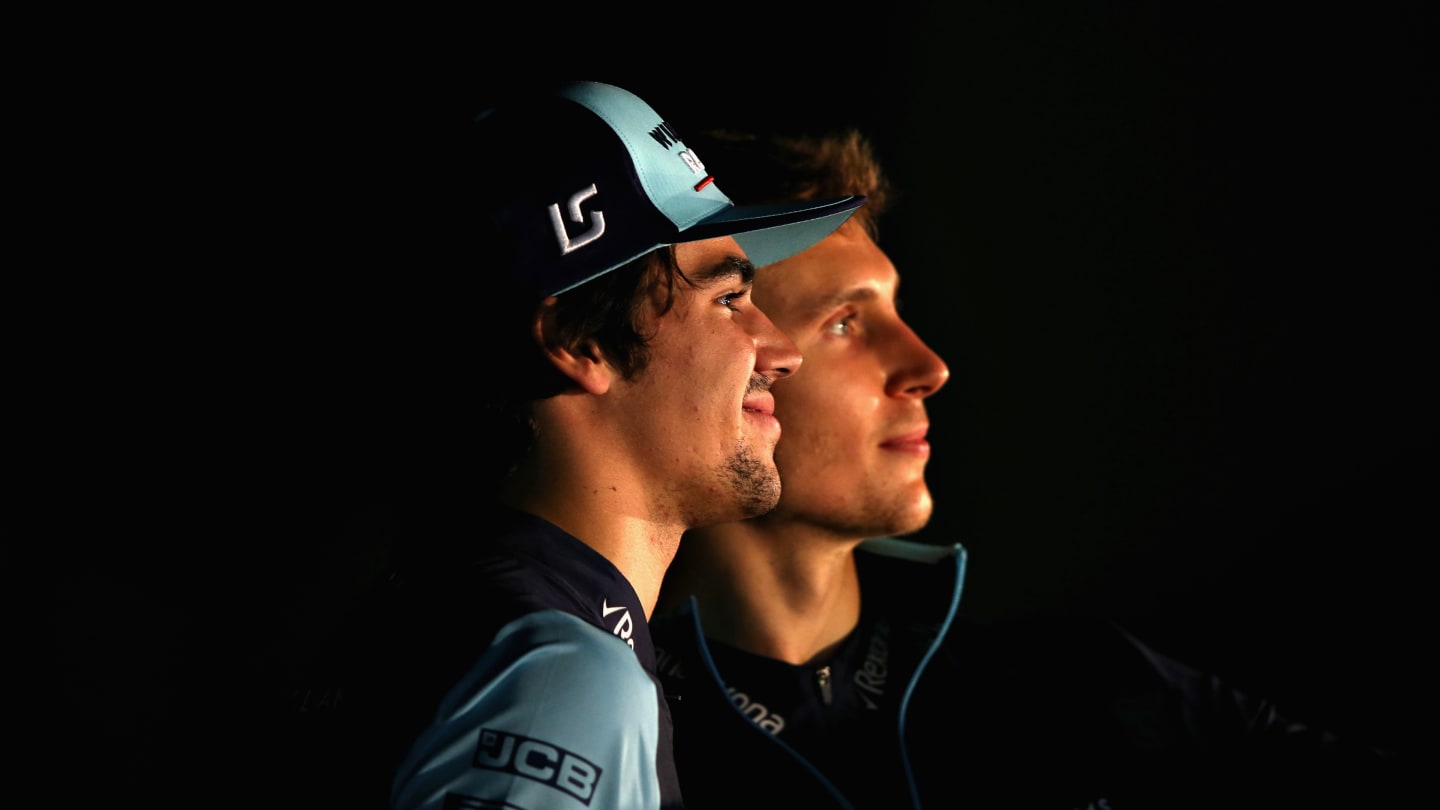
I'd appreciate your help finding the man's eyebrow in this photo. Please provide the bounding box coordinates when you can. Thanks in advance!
[689,255,756,286]
[799,286,882,321]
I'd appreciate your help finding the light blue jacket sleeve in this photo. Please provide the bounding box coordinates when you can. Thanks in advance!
[391,611,664,810]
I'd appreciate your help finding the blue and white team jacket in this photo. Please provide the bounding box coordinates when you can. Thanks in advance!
[282,506,683,809]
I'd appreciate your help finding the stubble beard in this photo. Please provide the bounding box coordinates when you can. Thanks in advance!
[845,479,935,538]
[722,441,782,519]
[761,479,935,539]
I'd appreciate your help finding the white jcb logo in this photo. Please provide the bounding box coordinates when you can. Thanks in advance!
[549,183,606,255]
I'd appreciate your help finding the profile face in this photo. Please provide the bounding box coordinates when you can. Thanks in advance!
[752,222,950,537]
[606,236,803,527]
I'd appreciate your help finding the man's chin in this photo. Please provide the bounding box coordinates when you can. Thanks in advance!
[752,495,934,538]
[886,515,934,538]
[721,453,782,521]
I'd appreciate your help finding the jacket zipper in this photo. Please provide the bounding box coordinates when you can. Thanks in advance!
[816,666,833,705]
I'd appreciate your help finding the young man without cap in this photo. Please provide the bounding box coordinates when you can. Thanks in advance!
[274,82,864,810]
[652,128,1404,809]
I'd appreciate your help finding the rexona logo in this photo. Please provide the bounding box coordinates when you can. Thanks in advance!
[473,728,603,805]
[854,620,891,710]
[728,687,786,735]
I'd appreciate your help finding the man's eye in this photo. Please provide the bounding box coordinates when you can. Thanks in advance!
[826,317,854,336]
[718,290,748,311]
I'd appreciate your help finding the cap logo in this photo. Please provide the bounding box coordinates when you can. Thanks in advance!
[648,120,710,185]
[647,121,682,148]
[548,183,606,255]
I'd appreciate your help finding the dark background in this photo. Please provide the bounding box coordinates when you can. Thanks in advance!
[49,0,1435,791]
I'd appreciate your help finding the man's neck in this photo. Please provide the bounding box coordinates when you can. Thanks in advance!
[662,521,865,666]
[502,454,685,620]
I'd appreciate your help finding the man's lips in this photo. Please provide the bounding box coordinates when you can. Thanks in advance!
[742,393,780,437]
[880,426,931,455]
[742,393,775,416]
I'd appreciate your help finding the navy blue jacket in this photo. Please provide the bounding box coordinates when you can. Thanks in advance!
[653,538,1404,809]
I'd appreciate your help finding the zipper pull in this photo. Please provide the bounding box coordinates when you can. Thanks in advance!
[816,666,833,706]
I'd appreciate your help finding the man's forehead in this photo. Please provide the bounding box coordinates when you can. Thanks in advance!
[675,238,754,284]
[759,258,901,321]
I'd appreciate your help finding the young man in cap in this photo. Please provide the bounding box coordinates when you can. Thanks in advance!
[651,129,1405,809]
[279,82,863,810]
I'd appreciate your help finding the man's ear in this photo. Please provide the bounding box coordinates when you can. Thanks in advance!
[534,296,614,395]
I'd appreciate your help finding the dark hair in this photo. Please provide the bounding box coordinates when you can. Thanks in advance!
[481,245,695,492]
[686,128,893,238]
[546,246,690,384]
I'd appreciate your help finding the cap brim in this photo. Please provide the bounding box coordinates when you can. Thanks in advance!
[681,195,866,268]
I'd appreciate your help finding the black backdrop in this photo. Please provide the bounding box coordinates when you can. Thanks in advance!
[50,1,1436,791]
